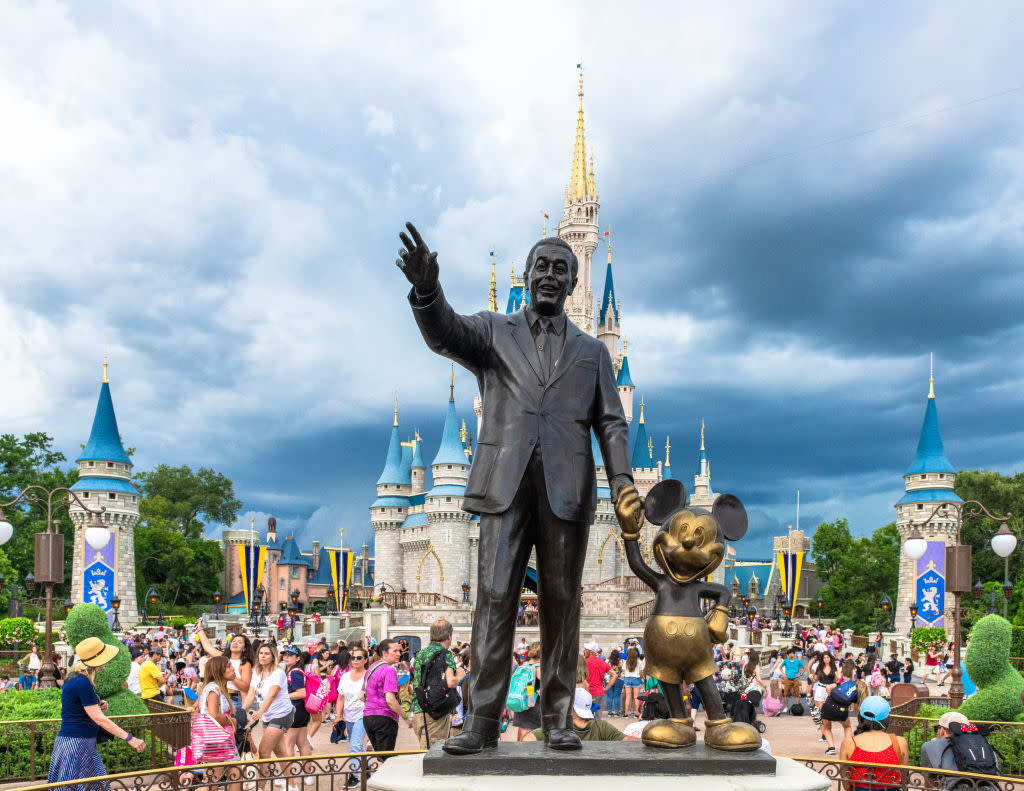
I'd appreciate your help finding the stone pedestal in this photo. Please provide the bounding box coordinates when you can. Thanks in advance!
[364,606,390,641]
[369,746,827,791]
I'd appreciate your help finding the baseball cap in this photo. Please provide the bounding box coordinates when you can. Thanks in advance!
[859,696,890,723]
[935,712,969,731]
[583,641,600,653]
[572,688,595,720]
[282,645,302,657]
[130,647,146,660]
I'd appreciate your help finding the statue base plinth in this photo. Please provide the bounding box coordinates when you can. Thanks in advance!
[370,745,827,791]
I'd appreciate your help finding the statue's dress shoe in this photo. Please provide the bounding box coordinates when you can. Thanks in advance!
[702,718,762,751]
[641,718,697,749]
[441,731,499,755]
[544,727,583,750]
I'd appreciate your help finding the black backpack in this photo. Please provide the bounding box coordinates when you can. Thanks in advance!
[790,703,805,716]
[414,649,460,720]
[944,722,1001,777]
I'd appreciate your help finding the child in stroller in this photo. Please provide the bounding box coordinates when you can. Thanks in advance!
[730,689,767,733]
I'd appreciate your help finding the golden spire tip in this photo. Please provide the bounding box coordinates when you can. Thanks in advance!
[450,364,456,401]
[700,419,705,451]
[102,352,109,384]
[639,395,645,423]
[928,352,935,398]
[394,390,399,426]
[665,435,671,466]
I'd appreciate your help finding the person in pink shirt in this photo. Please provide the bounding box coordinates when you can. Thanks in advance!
[583,642,611,719]
[362,639,412,755]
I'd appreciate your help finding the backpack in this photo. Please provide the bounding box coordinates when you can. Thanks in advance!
[414,649,459,719]
[944,722,1001,787]
[830,679,859,706]
[505,662,537,713]
[304,671,331,714]
[790,703,805,716]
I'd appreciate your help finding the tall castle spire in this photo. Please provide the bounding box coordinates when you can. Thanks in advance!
[631,396,650,469]
[597,230,621,363]
[488,253,498,312]
[570,65,588,200]
[559,64,599,335]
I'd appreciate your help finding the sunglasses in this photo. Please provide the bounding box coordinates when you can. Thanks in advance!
[351,655,366,660]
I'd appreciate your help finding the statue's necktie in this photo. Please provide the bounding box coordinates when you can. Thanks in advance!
[537,319,553,380]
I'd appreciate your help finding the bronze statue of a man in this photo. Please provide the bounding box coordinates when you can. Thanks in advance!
[396,222,636,753]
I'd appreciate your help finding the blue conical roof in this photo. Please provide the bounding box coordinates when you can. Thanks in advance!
[631,417,650,469]
[398,443,413,483]
[599,261,619,325]
[432,396,466,466]
[411,437,425,468]
[77,382,131,464]
[616,355,635,387]
[905,396,956,475]
[376,423,405,485]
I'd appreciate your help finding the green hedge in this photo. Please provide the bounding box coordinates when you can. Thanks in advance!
[1011,626,1024,658]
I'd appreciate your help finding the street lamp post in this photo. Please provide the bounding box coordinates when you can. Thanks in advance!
[146,588,164,627]
[990,523,1018,619]
[326,586,336,616]
[902,499,1012,708]
[782,598,793,638]
[0,487,110,689]
[212,591,222,617]
[288,589,300,642]
[110,594,122,634]
[461,581,470,604]
[880,593,895,632]
[816,595,824,628]
[908,604,918,638]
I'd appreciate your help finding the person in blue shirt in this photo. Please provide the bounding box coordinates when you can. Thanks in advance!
[780,648,806,710]
[17,670,36,690]
[48,637,147,789]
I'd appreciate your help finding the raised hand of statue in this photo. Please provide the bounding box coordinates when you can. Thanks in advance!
[614,485,645,540]
[396,221,439,294]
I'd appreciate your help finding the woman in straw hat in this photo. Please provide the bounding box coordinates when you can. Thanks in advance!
[48,637,147,789]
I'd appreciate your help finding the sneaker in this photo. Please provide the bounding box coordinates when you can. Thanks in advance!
[825,747,836,756]
[304,777,315,786]
[818,736,826,742]
[345,776,360,789]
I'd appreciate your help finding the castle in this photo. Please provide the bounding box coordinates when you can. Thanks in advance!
[369,69,729,617]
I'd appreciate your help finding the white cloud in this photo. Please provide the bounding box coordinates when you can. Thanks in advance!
[364,105,395,136]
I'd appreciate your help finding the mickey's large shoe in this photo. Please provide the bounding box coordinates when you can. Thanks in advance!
[544,727,583,750]
[702,718,762,751]
[441,731,499,755]
[641,717,697,749]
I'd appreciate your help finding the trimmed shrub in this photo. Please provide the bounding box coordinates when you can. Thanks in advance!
[62,603,145,714]
[0,617,44,651]
[958,614,1024,723]
[1011,626,1024,658]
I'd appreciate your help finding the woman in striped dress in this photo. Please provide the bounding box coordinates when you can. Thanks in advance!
[49,637,147,790]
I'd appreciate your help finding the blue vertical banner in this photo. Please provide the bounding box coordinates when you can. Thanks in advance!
[915,541,946,627]
[237,544,267,614]
[84,537,115,625]
[328,550,353,612]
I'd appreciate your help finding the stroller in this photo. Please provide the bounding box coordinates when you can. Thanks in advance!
[732,689,767,733]
[761,680,784,717]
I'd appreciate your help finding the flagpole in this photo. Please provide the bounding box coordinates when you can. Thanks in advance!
[249,516,255,615]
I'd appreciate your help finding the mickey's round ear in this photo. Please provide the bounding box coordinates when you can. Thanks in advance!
[713,494,748,541]
[644,479,687,526]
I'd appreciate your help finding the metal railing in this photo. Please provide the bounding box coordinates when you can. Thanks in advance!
[16,749,425,791]
[790,756,1019,791]
[381,591,460,609]
[629,598,653,625]
[886,714,1024,777]
[0,710,193,781]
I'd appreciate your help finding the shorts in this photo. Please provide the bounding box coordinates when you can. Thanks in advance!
[292,702,310,729]
[783,678,802,698]
[821,699,849,722]
[262,710,295,731]
[364,714,400,753]
[623,677,642,688]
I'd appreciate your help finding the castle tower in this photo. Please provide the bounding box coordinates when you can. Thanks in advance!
[410,431,426,496]
[895,358,960,634]
[425,370,473,596]
[617,340,635,424]
[557,66,598,334]
[689,420,717,510]
[69,359,140,623]
[596,234,621,362]
[370,397,412,592]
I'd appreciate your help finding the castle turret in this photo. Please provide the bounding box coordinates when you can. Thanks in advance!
[596,234,621,362]
[631,397,650,471]
[370,397,411,594]
[557,66,598,334]
[69,359,140,623]
[895,356,961,634]
[689,420,717,510]
[617,339,635,424]
[410,431,426,496]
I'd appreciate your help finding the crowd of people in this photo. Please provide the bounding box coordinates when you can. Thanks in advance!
[25,613,998,789]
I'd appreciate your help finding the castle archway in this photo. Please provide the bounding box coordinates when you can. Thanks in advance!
[415,544,445,594]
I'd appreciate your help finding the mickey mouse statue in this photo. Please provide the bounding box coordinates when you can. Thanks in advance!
[614,479,761,751]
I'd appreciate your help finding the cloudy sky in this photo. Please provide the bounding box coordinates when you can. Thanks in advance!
[3,1,1023,559]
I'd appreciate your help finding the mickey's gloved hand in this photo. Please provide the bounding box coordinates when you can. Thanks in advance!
[706,604,730,643]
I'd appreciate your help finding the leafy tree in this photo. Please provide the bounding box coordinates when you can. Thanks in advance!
[954,470,1024,622]
[135,465,241,539]
[811,519,900,632]
[134,524,225,609]
[0,433,78,593]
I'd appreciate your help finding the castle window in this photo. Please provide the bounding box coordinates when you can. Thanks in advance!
[938,474,945,479]
[290,568,300,579]
[132,496,137,503]
[280,579,286,589]
[447,465,452,470]
[88,461,94,467]
[920,475,926,480]
[108,462,114,468]
[446,497,452,503]
[108,493,117,500]
[917,504,923,510]
[82,492,89,499]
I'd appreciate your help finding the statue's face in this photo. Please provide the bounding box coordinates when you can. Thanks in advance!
[652,508,725,584]
[528,243,576,316]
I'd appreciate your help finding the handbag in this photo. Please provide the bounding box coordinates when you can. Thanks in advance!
[192,685,237,761]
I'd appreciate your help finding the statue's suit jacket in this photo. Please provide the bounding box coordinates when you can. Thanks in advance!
[410,285,632,521]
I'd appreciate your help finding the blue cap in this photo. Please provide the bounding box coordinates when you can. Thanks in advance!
[860,695,890,723]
